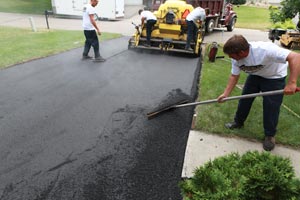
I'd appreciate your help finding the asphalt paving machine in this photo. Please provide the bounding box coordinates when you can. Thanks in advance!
[151,0,238,34]
[268,22,300,50]
[279,29,300,50]
[128,0,204,56]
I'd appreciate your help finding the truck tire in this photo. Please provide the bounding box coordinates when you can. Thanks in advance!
[227,17,236,32]
[205,19,214,34]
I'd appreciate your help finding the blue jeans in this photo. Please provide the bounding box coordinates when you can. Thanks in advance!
[83,30,100,58]
[185,20,197,49]
[234,75,286,136]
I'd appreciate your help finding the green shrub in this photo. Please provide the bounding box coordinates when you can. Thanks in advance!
[269,5,284,24]
[271,19,297,29]
[179,151,300,200]
[231,0,246,5]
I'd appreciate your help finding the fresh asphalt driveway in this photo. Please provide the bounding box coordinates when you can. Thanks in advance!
[0,37,201,200]
[0,10,273,199]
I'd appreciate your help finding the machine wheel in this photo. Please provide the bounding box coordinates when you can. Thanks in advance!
[280,41,292,49]
[128,38,136,50]
[128,38,132,49]
[205,19,215,34]
[196,46,202,57]
[199,26,205,41]
[227,17,236,32]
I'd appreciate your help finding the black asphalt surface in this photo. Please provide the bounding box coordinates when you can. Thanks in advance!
[0,37,202,200]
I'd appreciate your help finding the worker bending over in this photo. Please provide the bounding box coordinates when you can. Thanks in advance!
[218,34,300,151]
[138,9,157,47]
[185,6,206,51]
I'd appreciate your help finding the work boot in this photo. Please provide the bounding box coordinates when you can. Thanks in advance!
[81,55,93,60]
[185,47,193,51]
[93,56,106,62]
[263,136,275,151]
[225,121,243,129]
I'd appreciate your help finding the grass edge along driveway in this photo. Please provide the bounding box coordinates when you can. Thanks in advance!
[0,26,121,69]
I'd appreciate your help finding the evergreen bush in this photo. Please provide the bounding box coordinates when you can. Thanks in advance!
[272,19,296,30]
[231,0,246,5]
[179,151,300,200]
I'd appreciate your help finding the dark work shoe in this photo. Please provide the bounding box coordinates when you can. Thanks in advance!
[93,56,106,62]
[225,121,243,129]
[185,47,193,51]
[263,136,275,151]
[81,55,93,60]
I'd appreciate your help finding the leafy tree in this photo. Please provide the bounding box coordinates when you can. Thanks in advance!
[230,0,246,5]
[269,5,284,24]
[270,0,300,23]
[280,0,300,20]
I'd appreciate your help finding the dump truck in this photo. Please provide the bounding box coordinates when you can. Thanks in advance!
[151,0,237,33]
[128,0,204,56]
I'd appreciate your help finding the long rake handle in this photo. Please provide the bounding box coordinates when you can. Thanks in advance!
[173,89,285,108]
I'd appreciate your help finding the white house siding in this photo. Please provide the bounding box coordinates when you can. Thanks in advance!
[245,0,282,5]
[268,0,282,4]
[125,0,143,5]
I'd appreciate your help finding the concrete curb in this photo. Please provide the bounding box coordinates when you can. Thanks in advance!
[182,130,300,178]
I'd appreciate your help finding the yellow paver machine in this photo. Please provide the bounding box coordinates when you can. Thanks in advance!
[269,23,300,50]
[128,0,204,56]
[280,29,300,50]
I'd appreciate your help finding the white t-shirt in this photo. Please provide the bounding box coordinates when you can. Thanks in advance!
[82,4,96,30]
[231,42,291,79]
[186,7,206,23]
[140,10,157,21]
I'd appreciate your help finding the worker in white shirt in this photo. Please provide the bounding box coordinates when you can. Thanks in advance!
[185,6,206,51]
[138,9,157,47]
[82,0,105,62]
[218,34,300,151]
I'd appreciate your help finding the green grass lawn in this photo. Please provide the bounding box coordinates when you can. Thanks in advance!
[0,0,51,14]
[234,5,272,30]
[0,0,121,69]
[196,48,300,148]
[0,26,121,69]
[195,5,300,149]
